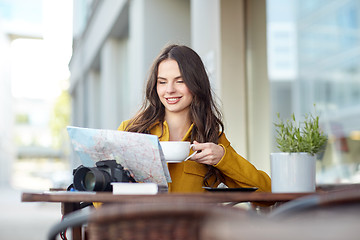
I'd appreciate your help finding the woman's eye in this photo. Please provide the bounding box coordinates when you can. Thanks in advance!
[176,80,184,83]
[158,80,166,84]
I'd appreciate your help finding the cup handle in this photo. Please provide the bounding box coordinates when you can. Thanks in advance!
[184,144,197,161]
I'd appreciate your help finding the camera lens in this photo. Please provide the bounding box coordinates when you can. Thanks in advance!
[73,167,112,191]
[84,171,96,190]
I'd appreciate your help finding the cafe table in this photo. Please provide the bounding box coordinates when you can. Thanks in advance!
[21,183,359,240]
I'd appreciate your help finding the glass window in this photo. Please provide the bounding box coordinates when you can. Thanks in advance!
[267,0,360,183]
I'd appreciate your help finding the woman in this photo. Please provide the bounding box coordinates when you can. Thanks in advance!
[119,44,271,193]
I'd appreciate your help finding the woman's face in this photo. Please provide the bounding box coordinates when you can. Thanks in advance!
[156,59,193,116]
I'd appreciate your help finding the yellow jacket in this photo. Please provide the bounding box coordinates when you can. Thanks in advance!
[118,120,271,193]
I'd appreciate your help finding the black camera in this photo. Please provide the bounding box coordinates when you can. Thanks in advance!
[72,160,136,192]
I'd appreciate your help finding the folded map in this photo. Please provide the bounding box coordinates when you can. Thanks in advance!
[67,126,171,188]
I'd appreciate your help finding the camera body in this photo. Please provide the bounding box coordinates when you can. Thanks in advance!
[73,160,135,192]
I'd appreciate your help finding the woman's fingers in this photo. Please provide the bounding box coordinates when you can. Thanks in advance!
[190,142,224,165]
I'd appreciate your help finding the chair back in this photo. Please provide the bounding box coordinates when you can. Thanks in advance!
[87,202,250,240]
[268,187,360,219]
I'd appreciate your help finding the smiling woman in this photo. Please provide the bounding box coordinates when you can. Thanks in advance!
[118,44,271,194]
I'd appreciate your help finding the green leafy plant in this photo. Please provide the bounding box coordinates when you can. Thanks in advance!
[274,111,328,155]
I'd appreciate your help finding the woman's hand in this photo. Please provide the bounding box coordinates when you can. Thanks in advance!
[189,141,225,165]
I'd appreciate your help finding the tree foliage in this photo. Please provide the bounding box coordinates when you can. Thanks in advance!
[49,90,71,149]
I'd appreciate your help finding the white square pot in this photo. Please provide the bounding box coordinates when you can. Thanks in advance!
[270,152,316,193]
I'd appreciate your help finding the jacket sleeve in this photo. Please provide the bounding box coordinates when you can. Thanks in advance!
[213,133,271,192]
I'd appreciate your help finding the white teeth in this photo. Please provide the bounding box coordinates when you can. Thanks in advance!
[167,98,179,101]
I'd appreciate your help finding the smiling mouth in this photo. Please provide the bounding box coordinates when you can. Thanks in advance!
[165,97,181,104]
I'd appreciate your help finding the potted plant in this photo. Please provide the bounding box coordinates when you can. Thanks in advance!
[271,110,327,193]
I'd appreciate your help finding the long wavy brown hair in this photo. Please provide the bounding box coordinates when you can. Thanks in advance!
[125,44,224,187]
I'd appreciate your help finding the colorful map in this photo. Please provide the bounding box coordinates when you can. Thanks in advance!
[67,126,171,187]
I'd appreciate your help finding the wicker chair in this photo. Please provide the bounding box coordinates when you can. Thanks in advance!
[48,202,252,240]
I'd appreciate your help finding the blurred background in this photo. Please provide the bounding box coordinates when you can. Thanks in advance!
[0,0,72,191]
[1,0,360,239]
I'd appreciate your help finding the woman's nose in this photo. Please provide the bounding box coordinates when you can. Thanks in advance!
[166,82,175,93]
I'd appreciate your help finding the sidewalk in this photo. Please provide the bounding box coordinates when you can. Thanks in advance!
[0,187,62,240]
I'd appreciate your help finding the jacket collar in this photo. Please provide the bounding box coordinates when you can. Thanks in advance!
[150,120,194,142]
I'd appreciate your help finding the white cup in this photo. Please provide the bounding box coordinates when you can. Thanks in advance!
[160,141,197,163]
